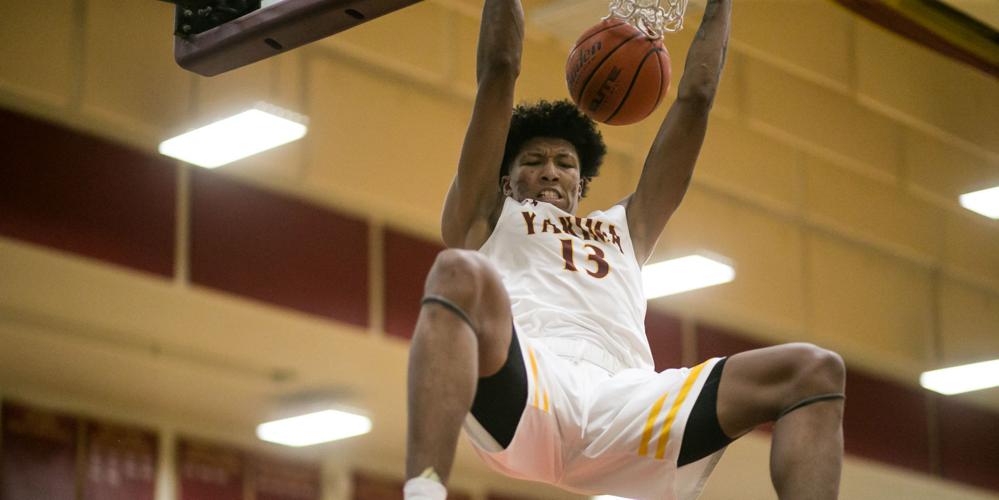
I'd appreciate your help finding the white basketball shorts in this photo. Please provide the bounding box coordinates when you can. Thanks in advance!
[463,335,727,500]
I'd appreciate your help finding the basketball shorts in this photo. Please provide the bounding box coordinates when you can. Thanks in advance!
[463,328,730,500]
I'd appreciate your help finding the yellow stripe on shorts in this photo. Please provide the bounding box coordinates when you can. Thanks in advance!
[527,347,540,409]
[654,361,709,460]
[638,391,670,457]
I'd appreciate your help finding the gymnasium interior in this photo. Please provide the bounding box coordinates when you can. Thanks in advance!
[0,0,997,498]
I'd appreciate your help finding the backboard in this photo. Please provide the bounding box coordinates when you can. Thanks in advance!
[173,0,423,76]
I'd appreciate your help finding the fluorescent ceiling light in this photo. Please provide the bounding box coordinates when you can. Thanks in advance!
[643,254,735,299]
[920,359,999,395]
[593,496,634,500]
[959,185,999,219]
[159,102,307,168]
[256,409,371,447]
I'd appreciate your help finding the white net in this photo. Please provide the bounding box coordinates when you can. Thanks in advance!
[605,0,688,38]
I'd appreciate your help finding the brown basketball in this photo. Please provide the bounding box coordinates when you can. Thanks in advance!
[565,18,671,126]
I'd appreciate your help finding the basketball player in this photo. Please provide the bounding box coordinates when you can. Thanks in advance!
[405,0,846,498]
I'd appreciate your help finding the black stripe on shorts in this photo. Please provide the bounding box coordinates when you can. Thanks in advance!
[678,357,734,467]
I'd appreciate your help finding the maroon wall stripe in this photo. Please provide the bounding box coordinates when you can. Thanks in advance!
[351,472,403,500]
[383,228,444,340]
[176,438,245,500]
[843,369,932,472]
[250,456,321,500]
[645,309,683,371]
[0,108,176,276]
[695,323,767,360]
[189,169,368,326]
[937,396,999,490]
[1,401,79,500]
[82,419,158,500]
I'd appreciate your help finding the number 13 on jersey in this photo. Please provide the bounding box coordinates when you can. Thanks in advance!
[560,239,610,278]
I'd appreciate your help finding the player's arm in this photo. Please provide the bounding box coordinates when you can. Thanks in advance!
[624,0,731,263]
[440,0,524,250]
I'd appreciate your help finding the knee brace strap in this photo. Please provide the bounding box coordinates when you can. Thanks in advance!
[421,295,476,333]
[778,393,845,419]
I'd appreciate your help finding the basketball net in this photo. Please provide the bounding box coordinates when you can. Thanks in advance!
[604,0,688,38]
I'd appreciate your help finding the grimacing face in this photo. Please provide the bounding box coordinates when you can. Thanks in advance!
[501,137,583,214]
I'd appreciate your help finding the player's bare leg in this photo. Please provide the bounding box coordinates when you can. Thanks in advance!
[716,343,846,500]
[406,249,514,485]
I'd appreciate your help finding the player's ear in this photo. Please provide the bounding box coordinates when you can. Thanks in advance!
[579,177,589,198]
[501,175,513,196]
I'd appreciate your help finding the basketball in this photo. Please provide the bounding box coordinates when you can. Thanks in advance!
[565,18,671,126]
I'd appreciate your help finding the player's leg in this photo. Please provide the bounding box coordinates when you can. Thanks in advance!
[715,343,846,499]
[406,248,515,485]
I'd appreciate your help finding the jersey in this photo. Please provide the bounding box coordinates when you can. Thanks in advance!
[479,196,654,372]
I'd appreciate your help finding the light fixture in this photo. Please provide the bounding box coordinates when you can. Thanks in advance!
[593,496,634,500]
[959,185,999,219]
[256,409,371,447]
[158,102,308,168]
[642,254,735,299]
[920,359,999,395]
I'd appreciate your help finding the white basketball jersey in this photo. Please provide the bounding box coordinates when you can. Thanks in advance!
[479,196,654,371]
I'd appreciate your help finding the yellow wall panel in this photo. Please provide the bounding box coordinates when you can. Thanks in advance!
[81,0,190,136]
[636,30,741,129]
[578,150,637,214]
[905,129,999,202]
[306,56,468,227]
[662,19,695,91]
[745,58,901,181]
[0,0,77,107]
[450,13,481,90]
[710,49,742,118]
[698,115,799,211]
[943,212,999,286]
[938,279,999,365]
[805,155,944,260]
[855,22,999,154]
[733,0,853,88]
[705,431,999,500]
[808,233,933,362]
[518,36,575,100]
[655,187,806,332]
[325,2,451,78]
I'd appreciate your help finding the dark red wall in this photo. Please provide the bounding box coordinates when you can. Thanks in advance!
[382,229,444,340]
[696,322,766,359]
[843,369,931,472]
[189,169,369,325]
[0,108,176,276]
[937,396,999,491]
[645,308,683,370]
[1,402,78,500]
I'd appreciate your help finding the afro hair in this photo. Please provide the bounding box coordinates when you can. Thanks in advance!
[501,99,607,197]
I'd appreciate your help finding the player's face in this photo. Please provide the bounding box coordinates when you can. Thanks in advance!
[502,137,583,214]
